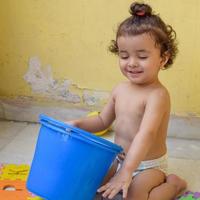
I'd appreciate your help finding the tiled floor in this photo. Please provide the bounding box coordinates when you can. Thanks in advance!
[0,120,200,193]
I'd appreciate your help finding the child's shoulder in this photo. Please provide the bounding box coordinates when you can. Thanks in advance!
[113,81,129,90]
[109,81,129,100]
[111,81,129,93]
[151,84,169,96]
[147,85,170,104]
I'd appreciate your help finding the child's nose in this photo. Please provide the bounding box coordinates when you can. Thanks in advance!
[128,58,138,68]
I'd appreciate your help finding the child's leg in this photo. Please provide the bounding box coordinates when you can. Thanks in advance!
[101,159,118,185]
[126,168,165,200]
[148,174,187,200]
[166,174,187,195]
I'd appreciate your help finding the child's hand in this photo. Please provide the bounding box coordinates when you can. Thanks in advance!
[65,120,77,126]
[97,169,132,199]
[65,121,76,126]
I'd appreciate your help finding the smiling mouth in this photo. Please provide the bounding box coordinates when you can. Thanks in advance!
[128,70,143,74]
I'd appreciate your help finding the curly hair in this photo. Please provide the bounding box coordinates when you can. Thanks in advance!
[109,2,178,69]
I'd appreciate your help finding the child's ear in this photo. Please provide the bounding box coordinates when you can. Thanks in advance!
[160,52,170,69]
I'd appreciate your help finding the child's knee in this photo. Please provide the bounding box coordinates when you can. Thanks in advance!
[126,169,166,199]
[148,183,177,200]
[126,184,149,200]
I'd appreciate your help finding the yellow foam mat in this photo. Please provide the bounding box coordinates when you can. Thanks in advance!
[0,164,43,200]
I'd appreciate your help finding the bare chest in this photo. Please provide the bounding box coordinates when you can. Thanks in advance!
[115,95,145,118]
[114,92,146,138]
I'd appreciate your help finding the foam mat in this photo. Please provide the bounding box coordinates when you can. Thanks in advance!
[1,164,199,200]
[0,164,42,200]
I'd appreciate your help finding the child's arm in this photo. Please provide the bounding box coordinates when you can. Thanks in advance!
[66,90,116,133]
[98,89,170,199]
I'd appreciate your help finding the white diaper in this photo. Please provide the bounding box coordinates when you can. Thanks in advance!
[116,154,168,177]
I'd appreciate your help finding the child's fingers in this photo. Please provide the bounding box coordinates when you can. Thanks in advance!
[102,188,113,198]
[122,186,128,199]
[97,183,110,193]
[65,121,75,126]
[107,188,120,199]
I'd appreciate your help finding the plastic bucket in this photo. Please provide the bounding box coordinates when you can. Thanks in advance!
[26,114,123,200]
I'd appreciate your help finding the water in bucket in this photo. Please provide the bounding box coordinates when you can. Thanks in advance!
[26,114,123,200]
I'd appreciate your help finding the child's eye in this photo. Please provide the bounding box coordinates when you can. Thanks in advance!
[139,56,148,59]
[120,56,129,59]
[122,56,128,59]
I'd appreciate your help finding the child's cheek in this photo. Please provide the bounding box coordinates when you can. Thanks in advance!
[119,59,126,67]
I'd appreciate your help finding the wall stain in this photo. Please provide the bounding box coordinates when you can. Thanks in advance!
[23,56,109,106]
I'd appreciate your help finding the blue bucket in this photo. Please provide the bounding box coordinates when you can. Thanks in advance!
[26,114,123,200]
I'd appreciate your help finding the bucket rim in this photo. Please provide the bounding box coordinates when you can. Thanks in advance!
[39,114,123,153]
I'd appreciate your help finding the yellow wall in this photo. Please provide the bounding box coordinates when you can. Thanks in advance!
[0,0,200,116]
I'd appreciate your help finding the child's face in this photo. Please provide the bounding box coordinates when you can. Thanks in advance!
[117,33,168,85]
